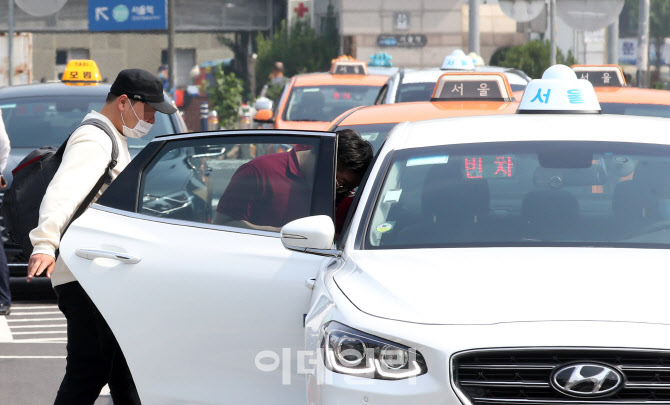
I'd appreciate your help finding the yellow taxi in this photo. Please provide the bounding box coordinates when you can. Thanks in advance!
[329,71,520,151]
[254,57,389,130]
[573,64,670,118]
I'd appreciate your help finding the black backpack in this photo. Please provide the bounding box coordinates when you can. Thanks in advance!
[1,118,119,257]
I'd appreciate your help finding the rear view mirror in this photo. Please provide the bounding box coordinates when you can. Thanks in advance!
[538,148,593,168]
[254,109,274,123]
[281,216,339,257]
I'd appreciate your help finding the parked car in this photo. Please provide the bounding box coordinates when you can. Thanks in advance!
[376,50,530,105]
[254,57,389,131]
[59,65,670,404]
[0,60,187,276]
[573,64,670,118]
[329,71,520,151]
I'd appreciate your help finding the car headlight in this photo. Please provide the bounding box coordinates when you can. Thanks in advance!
[322,321,427,380]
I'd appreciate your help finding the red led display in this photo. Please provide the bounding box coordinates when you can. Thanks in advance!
[464,156,515,179]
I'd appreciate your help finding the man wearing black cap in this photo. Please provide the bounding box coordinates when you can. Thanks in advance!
[26,68,176,405]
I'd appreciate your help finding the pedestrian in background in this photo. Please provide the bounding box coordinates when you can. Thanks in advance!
[0,108,11,316]
[269,61,288,87]
[157,65,169,91]
[26,69,177,405]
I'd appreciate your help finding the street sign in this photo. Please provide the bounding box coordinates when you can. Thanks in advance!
[557,0,624,31]
[15,0,67,17]
[377,34,427,48]
[498,0,545,23]
[88,0,167,32]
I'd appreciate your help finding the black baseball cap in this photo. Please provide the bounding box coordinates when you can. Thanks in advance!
[110,68,177,114]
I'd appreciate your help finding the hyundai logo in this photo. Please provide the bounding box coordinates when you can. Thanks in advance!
[551,363,624,398]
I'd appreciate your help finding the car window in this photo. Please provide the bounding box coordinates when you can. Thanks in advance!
[284,85,381,122]
[600,103,670,118]
[396,82,434,102]
[0,96,173,149]
[335,123,396,153]
[366,141,670,249]
[139,136,321,230]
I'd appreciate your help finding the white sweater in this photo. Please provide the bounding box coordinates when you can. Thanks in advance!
[29,111,131,287]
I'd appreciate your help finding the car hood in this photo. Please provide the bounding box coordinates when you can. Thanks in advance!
[334,247,670,325]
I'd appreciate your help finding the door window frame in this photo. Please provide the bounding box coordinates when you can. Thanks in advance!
[95,130,337,236]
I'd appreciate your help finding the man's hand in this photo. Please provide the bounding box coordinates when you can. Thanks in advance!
[27,254,56,282]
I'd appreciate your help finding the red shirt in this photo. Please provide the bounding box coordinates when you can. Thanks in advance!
[217,149,311,228]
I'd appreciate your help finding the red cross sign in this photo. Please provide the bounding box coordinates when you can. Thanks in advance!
[294,2,309,18]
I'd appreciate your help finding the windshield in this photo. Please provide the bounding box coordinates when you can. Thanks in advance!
[0,96,174,149]
[366,141,670,249]
[601,102,670,118]
[284,85,381,122]
[335,123,397,153]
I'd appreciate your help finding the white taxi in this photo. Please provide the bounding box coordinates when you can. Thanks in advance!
[60,65,670,404]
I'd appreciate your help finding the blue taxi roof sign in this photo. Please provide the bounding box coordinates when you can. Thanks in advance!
[571,64,626,87]
[441,49,475,71]
[61,59,102,86]
[330,56,368,75]
[431,72,515,102]
[518,64,601,114]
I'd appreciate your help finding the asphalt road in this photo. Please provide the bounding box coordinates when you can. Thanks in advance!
[1,277,112,405]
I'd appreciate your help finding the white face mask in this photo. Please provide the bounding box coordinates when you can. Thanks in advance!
[121,101,153,138]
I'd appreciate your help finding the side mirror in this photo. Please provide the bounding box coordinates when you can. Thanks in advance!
[253,109,274,123]
[281,215,339,256]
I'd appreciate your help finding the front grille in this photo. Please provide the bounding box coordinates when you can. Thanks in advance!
[453,348,670,405]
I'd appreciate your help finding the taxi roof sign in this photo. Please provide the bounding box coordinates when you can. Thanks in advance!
[441,49,475,71]
[571,64,626,87]
[330,55,368,75]
[61,59,102,86]
[431,72,515,102]
[518,64,601,114]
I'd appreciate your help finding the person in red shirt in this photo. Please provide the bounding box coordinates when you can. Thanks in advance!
[214,129,372,232]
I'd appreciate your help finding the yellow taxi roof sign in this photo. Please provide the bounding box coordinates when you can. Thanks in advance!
[330,55,368,75]
[571,64,626,87]
[62,59,102,86]
[431,72,515,102]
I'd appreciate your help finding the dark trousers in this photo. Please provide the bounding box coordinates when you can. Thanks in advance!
[0,242,10,305]
[54,281,141,405]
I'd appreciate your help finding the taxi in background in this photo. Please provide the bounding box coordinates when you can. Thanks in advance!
[0,60,186,276]
[254,56,389,130]
[56,64,670,404]
[376,49,530,104]
[573,64,670,118]
[330,71,519,151]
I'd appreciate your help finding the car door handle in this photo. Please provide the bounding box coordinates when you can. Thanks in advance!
[75,249,141,264]
[305,278,316,289]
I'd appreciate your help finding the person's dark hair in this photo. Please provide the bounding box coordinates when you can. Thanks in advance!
[105,92,119,103]
[336,129,373,176]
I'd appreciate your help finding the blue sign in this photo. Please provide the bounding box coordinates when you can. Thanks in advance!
[89,0,167,32]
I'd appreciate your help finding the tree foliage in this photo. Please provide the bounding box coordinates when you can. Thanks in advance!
[624,0,670,70]
[494,40,577,79]
[255,3,340,96]
[207,67,245,129]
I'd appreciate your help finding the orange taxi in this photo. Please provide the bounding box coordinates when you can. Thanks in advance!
[573,64,670,118]
[254,57,389,130]
[329,71,520,152]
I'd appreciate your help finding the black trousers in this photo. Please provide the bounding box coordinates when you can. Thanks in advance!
[54,281,141,405]
[0,242,11,305]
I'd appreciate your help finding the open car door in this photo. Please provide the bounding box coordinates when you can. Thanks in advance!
[59,130,337,404]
